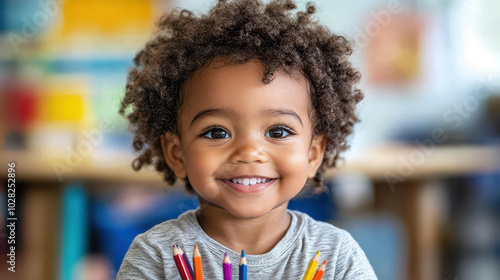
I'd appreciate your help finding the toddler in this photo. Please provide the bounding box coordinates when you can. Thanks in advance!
[116,0,377,279]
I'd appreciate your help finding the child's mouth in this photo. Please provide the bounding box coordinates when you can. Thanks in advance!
[221,178,277,193]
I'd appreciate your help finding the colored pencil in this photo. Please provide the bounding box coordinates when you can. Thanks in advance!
[173,245,193,280]
[239,250,247,280]
[223,252,232,280]
[302,251,320,280]
[177,245,195,278]
[193,245,203,280]
[312,260,327,280]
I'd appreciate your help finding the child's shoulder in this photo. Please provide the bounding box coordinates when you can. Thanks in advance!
[289,209,356,248]
[137,209,198,243]
[290,209,349,235]
[290,209,372,274]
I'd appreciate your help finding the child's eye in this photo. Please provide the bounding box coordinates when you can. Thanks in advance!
[201,127,230,139]
[265,125,295,138]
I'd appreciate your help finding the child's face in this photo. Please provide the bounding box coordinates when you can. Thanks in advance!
[161,60,326,219]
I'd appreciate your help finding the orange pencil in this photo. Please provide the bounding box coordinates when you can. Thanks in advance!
[312,260,327,280]
[193,244,203,280]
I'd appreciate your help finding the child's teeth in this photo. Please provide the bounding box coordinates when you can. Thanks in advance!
[230,178,270,185]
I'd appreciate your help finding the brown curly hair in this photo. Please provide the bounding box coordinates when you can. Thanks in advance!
[118,0,363,194]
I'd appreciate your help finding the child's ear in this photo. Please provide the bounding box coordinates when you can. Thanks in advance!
[307,134,327,178]
[161,132,187,179]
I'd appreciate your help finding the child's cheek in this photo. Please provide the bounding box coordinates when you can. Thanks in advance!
[270,145,310,190]
[185,146,223,199]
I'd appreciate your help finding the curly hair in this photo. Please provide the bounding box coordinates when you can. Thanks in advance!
[118,0,363,194]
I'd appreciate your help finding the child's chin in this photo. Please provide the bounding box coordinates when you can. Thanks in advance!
[225,204,276,219]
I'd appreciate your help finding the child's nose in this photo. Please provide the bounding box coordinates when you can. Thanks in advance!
[229,136,268,164]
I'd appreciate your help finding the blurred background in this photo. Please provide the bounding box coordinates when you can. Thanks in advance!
[0,0,499,279]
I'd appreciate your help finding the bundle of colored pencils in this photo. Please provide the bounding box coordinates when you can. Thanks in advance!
[172,244,247,280]
[173,245,326,279]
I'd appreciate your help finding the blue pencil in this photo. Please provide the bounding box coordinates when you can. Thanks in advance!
[177,245,195,278]
[239,250,247,280]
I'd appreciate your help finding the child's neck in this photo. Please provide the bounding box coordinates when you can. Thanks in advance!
[195,200,292,255]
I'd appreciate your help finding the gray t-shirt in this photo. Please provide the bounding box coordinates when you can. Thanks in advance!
[116,208,377,279]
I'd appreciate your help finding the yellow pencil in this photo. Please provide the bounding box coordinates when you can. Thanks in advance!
[302,251,320,280]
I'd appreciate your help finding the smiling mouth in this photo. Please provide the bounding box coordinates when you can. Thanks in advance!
[220,178,277,193]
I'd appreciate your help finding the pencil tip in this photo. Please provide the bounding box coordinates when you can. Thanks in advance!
[322,260,327,264]
[194,244,198,250]
[225,252,228,257]
[241,250,245,257]
[317,250,321,255]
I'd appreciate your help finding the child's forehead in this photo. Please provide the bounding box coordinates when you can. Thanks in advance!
[182,59,309,98]
[180,62,308,107]
[176,63,309,118]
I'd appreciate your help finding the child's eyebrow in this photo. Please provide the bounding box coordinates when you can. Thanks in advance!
[190,108,303,127]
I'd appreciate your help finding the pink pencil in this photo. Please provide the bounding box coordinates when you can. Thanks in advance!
[223,252,232,280]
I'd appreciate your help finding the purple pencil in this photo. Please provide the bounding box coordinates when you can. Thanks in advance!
[223,252,232,280]
[176,245,194,278]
